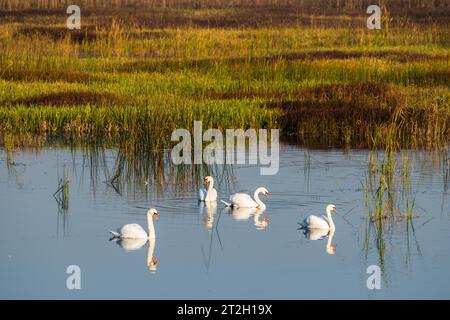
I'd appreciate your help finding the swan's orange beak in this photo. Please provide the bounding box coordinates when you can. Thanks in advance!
[332,207,337,213]
[264,216,270,223]
[153,213,158,220]
[264,192,269,198]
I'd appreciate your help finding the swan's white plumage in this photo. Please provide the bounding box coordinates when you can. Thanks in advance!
[301,204,337,230]
[199,176,217,202]
[206,188,217,202]
[109,208,157,240]
[230,193,258,208]
[303,215,330,229]
[198,188,206,201]
[118,223,148,239]
[227,187,269,208]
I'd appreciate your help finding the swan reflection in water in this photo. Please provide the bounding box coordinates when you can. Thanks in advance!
[111,238,158,273]
[199,201,217,230]
[301,228,337,255]
[227,206,270,230]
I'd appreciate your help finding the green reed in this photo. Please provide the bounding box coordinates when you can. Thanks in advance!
[54,163,70,212]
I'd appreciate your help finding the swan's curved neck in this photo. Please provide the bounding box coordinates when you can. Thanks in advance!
[326,208,335,230]
[207,179,214,192]
[147,213,156,239]
[254,187,266,209]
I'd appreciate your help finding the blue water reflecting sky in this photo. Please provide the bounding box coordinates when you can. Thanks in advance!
[0,145,449,299]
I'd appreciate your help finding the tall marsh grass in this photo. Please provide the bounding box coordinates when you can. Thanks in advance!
[0,10,449,149]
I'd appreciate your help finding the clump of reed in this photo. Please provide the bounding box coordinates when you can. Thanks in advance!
[54,164,70,212]
[362,149,427,270]
[363,149,422,222]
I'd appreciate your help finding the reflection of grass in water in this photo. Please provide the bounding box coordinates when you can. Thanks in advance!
[5,137,236,201]
[303,150,311,191]
[363,150,425,271]
[405,218,423,270]
[5,133,14,172]
[443,149,450,193]
[72,143,236,199]
[54,164,70,212]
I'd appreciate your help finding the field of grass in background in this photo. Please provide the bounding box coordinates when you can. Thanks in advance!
[0,1,449,150]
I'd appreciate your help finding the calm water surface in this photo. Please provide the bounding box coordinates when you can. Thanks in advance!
[0,144,449,299]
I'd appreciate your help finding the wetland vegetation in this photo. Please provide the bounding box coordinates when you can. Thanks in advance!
[0,0,449,151]
[0,1,450,298]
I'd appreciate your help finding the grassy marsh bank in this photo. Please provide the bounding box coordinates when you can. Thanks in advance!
[0,4,449,150]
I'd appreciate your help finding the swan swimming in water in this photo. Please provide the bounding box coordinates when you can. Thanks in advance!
[198,176,218,202]
[300,204,337,230]
[109,208,158,239]
[222,187,269,209]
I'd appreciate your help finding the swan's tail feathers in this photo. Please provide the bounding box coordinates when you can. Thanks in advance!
[221,200,233,207]
[297,222,307,230]
[109,230,121,240]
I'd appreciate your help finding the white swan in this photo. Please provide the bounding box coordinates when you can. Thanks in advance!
[109,208,158,239]
[300,204,337,230]
[222,187,269,209]
[198,176,218,202]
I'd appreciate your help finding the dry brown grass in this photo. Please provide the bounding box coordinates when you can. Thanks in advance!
[1,1,449,28]
[0,69,102,83]
[12,91,126,107]
[263,81,450,148]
